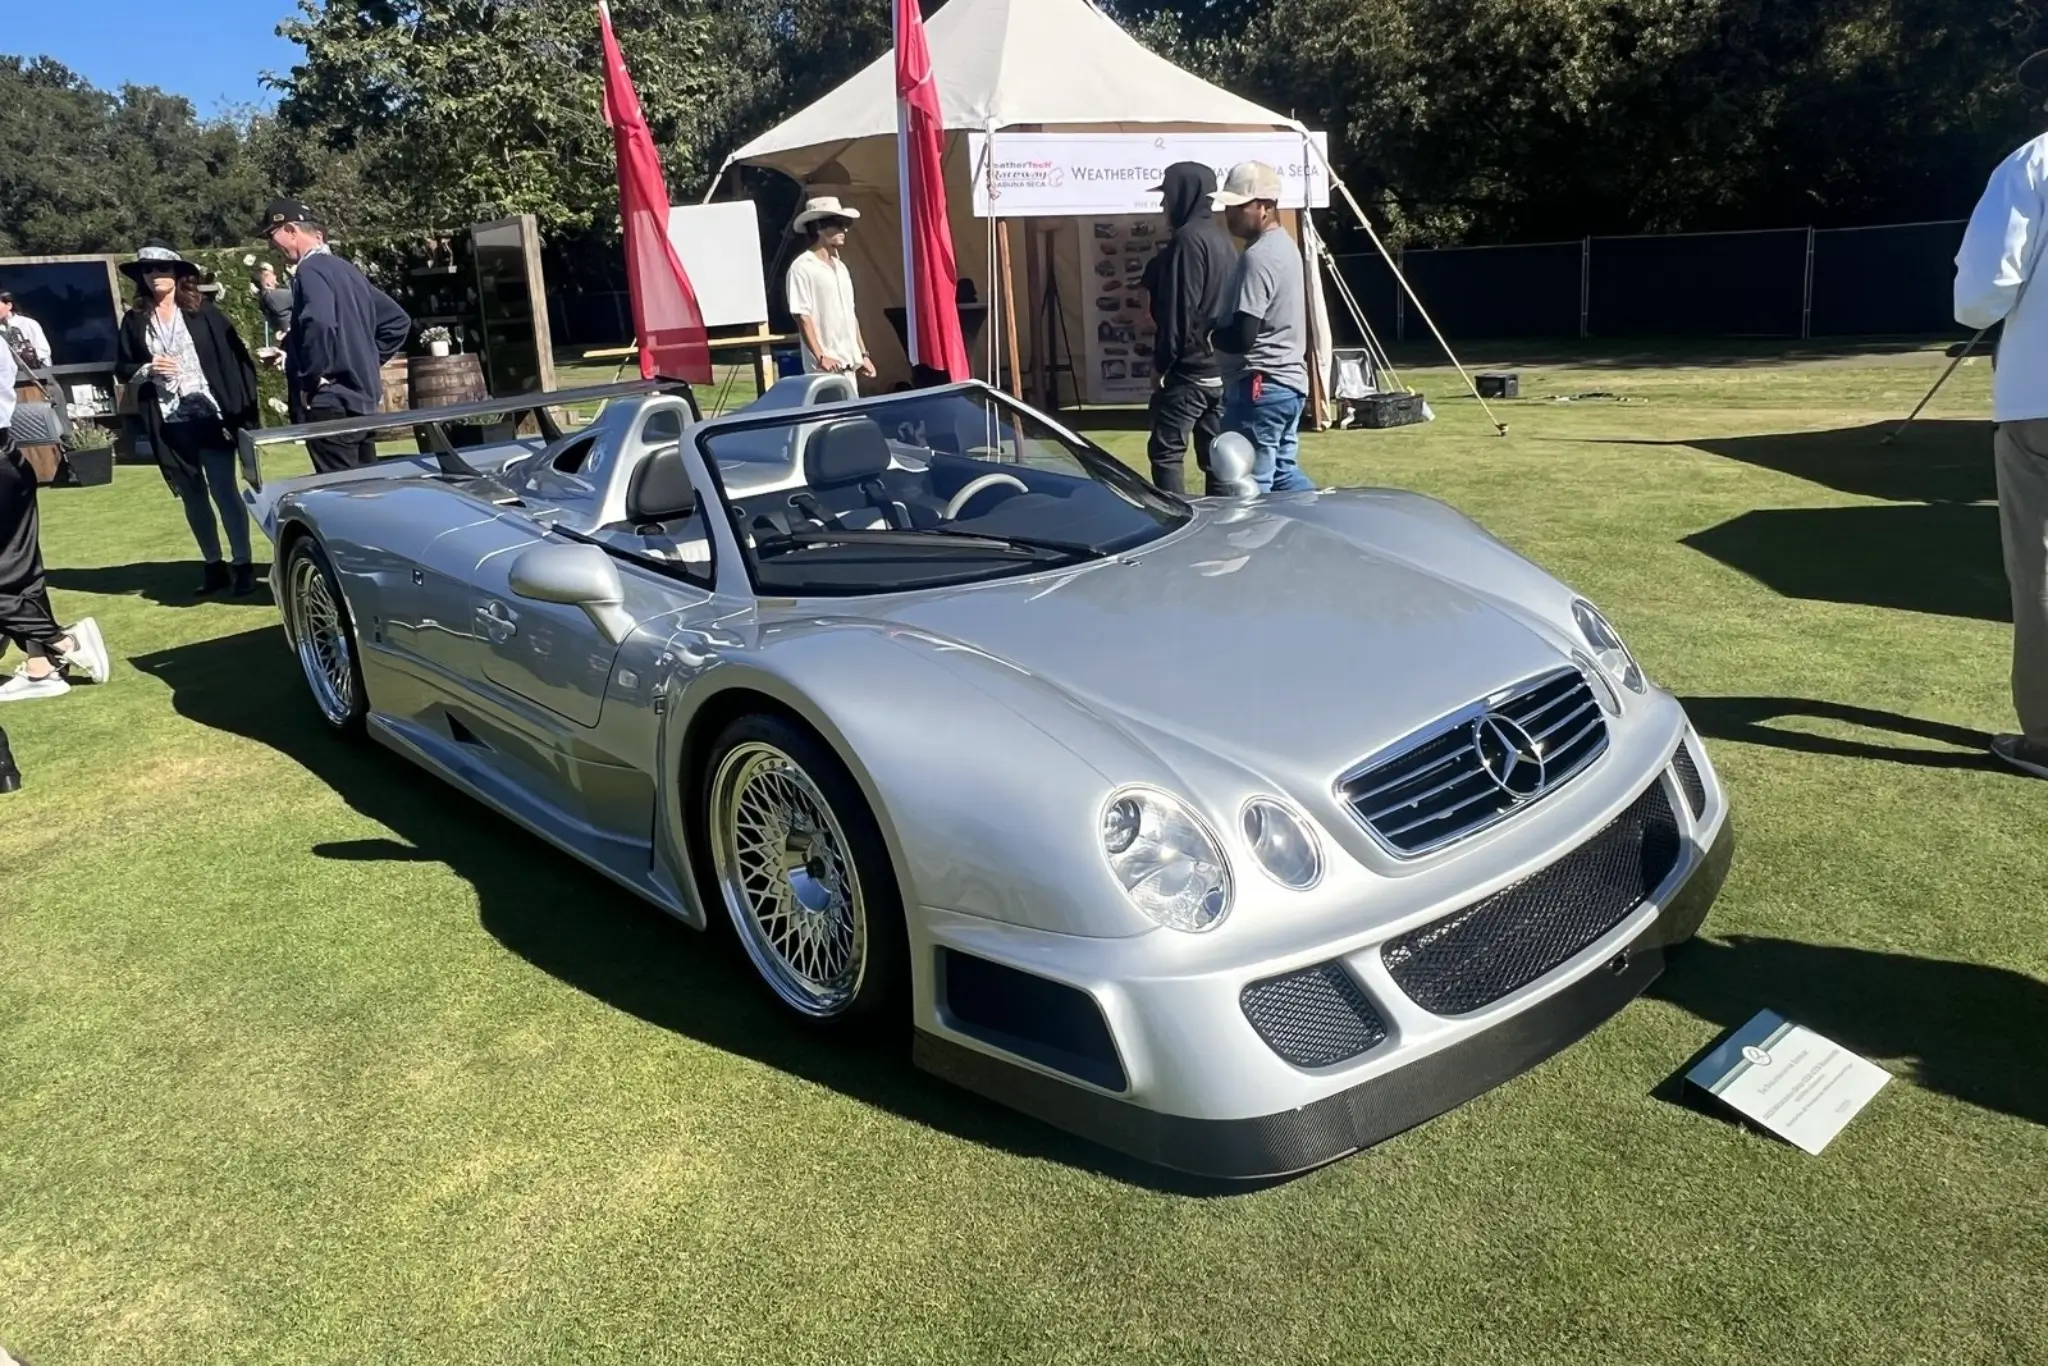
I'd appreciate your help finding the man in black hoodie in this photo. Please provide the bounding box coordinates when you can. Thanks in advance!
[1141,163,1235,495]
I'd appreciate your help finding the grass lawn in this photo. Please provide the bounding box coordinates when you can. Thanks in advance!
[3,342,2044,1364]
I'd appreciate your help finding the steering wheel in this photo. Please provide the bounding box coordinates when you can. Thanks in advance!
[944,471,1030,521]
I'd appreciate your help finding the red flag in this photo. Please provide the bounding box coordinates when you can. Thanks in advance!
[598,2,711,385]
[895,0,969,380]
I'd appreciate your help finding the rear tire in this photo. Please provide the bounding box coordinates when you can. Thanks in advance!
[702,712,908,1029]
[283,537,367,734]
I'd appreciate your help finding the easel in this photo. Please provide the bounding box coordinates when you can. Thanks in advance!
[1034,225,1079,412]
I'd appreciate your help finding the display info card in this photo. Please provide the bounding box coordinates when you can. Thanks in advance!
[1685,1010,1891,1155]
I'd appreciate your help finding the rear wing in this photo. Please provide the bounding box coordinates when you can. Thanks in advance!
[237,377,698,535]
[235,377,699,489]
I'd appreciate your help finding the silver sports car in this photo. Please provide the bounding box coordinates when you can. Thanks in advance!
[243,374,1732,1179]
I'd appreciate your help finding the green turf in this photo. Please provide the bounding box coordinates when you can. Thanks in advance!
[4,343,2045,1364]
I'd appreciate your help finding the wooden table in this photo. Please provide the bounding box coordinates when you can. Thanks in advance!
[581,325,800,395]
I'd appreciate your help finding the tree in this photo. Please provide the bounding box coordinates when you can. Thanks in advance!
[268,0,800,237]
[0,56,271,256]
[1111,0,2048,244]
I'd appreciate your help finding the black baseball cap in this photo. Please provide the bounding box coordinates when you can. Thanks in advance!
[256,197,320,236]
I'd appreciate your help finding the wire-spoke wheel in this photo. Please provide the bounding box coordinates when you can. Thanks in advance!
[286,539,365,732]
[704,716,906,1025]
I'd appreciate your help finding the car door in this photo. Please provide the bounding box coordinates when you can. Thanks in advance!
[467,527,713,729]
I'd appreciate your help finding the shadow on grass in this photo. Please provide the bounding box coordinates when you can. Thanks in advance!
[1597,419,1994,505]
[1682,696,2002,772]
[47,559,275,609]
[129,626,1261,1195]
[1682,503,2008,622]
[1650,935,2048,1131]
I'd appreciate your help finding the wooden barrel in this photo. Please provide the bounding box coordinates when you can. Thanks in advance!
[407,352,487,410]
[378,357,411,413]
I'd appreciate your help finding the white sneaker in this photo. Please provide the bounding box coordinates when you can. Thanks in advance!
[0,668,70,703]
[62,616,110,685]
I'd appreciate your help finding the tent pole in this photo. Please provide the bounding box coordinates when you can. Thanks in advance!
[1296,208,1329,432]
[1024,224,1045,405]
[998,218,1024,399]
[1301,135,1508,437]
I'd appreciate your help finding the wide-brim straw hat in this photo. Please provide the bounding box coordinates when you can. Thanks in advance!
[118,242,202,284]
[793,195,862,231]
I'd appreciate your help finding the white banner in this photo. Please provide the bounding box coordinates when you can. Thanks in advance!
[1078,217,1163,404]
[970,131,1330,218]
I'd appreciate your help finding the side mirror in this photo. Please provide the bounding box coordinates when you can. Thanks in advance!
[1208,432,1259,498]
[507,542,635,645]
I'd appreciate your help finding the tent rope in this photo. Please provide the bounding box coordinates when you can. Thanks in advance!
[1312,231,1404,395]
[1302,136,1508,436]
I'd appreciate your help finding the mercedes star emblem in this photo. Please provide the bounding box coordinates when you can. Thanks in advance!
[1471,713,1546,798]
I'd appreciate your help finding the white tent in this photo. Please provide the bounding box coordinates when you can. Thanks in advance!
[720,0,1336,410]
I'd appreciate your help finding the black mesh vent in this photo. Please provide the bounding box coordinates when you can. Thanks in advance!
[1381,781,1683,1016]
[1671,741,1707,818]
[1240,962,1391,1068]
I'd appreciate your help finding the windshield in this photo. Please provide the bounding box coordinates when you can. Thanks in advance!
[698,386,1188,596]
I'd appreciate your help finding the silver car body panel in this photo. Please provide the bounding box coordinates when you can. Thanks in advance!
[249,376,1731,1176]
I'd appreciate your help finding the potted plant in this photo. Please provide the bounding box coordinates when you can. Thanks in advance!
[420,325,454,358]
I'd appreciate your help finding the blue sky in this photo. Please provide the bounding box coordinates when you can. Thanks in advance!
[9,0,300,112]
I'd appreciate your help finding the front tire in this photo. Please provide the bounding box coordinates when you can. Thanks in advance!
[703,713,907,1027]
[284,536,366,733]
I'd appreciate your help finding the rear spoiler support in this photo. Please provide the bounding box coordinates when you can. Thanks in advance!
[235,378,700,490]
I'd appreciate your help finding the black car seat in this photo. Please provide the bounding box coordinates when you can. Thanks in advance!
[794,418,942,530]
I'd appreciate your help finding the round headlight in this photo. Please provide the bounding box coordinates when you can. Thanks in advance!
[1572,599,1646,694]
[1098,787,1232,932]
[1241,798,1322,890]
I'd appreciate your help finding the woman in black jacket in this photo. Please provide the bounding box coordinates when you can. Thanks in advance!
[116,243,262,597]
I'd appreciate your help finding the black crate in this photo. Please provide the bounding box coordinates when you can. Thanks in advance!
[1477,372,1519,399]
[1354,392,1428,429]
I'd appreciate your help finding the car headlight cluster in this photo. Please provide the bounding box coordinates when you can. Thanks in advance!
[1100,787,1233,932]
[1241,798,1322,890]
[1572,599,1646,696]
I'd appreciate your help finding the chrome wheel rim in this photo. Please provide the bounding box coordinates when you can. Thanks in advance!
[710,741,867,1017]
[289,554,354,726]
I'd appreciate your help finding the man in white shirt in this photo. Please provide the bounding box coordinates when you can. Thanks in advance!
[1956,48,2048,779]
[786,196,875,380]
[0,294,49,368]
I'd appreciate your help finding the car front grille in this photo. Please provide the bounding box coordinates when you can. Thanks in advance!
[1240,962,1390,1068]
[1339,668,1610,857]
[1671,739,1707,818]
[1380,779,1682,1016]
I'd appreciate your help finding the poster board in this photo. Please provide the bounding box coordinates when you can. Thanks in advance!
[666,201,769,329]
[972,131,1331,218]
[1078,218,1165,404]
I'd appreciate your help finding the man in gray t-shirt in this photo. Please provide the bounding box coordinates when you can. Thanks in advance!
[1211,161,1314,492]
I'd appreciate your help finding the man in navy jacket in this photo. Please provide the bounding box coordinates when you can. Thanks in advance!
[258,198,412,473]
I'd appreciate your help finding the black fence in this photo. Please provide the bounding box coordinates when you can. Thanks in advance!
[1331,219,1972,344]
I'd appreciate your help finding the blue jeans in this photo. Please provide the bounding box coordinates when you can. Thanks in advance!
[172,439,252,566]
[1223,376,1314,492]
